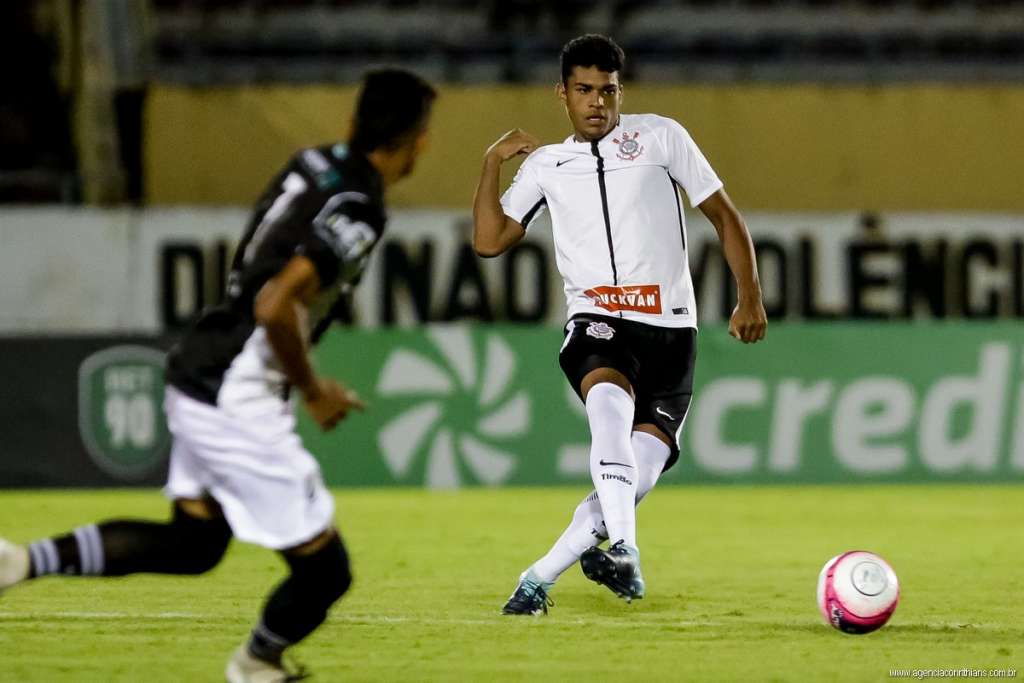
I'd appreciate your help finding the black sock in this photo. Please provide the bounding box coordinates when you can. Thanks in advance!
[247,622,292,666]
[248,533,352,664]
[28,508,231,578]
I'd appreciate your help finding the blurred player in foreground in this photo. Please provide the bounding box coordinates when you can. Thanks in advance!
[0,69,435,681]
[473,35,766,614]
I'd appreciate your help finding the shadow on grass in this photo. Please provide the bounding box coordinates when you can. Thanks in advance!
[775,620,1024,640]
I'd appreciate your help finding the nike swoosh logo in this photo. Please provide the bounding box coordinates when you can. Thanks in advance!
[655,406,674,420]
[556,159,574,167]
[599,459,634,468]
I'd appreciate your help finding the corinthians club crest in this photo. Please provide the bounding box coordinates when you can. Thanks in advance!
[614,131,644,161]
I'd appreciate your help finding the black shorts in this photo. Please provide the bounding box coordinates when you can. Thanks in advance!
[559,313,697,471]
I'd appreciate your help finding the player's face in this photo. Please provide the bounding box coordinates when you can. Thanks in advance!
[558,66,622,141]
[398,126,431,179]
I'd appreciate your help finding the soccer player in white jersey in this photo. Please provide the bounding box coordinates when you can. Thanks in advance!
[473,35,767,613]
[0,70,436,680]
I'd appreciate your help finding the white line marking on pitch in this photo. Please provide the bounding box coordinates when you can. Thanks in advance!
[0,611,719,628]
[0,612,1010,633]
[0,611,200,620]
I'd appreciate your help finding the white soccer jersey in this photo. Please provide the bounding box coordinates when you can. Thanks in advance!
[500,113,722,328]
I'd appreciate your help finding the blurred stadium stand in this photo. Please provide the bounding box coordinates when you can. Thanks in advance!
[0,3,78,203]
[4,0,1023,204]
[149,0,1024,84]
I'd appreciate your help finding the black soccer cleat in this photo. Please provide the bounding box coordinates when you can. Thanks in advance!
[501,570,555,615]
[580,540,645,603]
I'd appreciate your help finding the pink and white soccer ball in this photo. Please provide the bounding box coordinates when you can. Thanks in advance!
[817,551,899,634]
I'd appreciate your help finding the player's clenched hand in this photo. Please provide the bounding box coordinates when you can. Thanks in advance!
[485,128,540,163]
[303,377,365,431]
[728,299,767,344]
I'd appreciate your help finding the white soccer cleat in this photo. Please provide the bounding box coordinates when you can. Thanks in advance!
[0,538,30,592]
[225,645,307,683]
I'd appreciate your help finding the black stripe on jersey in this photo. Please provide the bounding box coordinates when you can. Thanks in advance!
[668,172,686,251]
[520,198,547,228]
[590,141,618,285]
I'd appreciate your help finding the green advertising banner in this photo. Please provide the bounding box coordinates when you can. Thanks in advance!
[302,323,1024,487]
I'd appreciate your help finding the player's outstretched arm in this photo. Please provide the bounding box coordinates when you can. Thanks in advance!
[472,128,538,257]
[254,255,365,430]
[699,190,767,344]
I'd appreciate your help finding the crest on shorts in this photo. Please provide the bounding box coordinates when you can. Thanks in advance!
[586,322,616,340]
[614,131,644,161]
[78,345,171,481]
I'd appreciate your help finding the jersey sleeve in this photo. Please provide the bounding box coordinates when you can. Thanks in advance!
[297,193,382,289]
[499,154,547,229]
[663,120,724,208]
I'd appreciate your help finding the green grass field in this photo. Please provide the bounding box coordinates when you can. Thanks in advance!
[0,485,1021,682]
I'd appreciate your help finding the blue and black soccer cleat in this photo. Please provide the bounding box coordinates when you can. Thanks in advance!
[580,540,645,603]
[501,569,554,615]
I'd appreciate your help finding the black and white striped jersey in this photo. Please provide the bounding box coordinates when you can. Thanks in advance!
[166,144,385,414]
[500,113,722,329]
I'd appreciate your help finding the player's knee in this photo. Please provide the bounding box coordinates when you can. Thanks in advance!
[189,535,230,574]
[319,538,352,603]
[581,369,634,402]
[172,509,231,574]
[286,533,352,607]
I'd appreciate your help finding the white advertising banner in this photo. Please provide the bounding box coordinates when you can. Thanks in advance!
[1,208,1021,333]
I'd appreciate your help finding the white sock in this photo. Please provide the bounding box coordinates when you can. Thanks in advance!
[633,431,671,504]
[587,383,638,548]
[531,490,606,583]
[530,431,671,583]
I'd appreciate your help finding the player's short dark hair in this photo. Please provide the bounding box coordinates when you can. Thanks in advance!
[349,69,437,153]
[561,34,625,84]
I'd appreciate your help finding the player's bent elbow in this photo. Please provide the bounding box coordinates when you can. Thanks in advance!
[473,243,504,258]
[472,235,506,258]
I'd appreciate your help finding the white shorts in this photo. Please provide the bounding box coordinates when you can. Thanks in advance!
[163,386,334,550]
